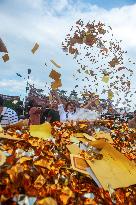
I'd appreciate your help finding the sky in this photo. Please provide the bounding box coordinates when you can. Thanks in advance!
[0,0,136,109]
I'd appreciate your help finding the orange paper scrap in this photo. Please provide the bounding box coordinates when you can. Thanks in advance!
[49,69,61,80]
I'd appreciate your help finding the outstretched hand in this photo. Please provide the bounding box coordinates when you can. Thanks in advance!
[50,90,62,104]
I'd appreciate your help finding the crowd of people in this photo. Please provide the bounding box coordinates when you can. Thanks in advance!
[0,91,136,128]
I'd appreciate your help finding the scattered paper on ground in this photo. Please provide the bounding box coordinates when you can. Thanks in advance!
[0,133,22,141]
[67,143,81,155]
[30,122,52,140]
[6,119,29,129]
[93,131,113,143]
[70,154,90,175]
[86,140,136,190]
[0,150,6,166]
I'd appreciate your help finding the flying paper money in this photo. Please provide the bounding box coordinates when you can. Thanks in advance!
[51,79,62,90]
[108,90,114,100]
[31,43,39,54]
[49,69,61,80]
[102,74,109,83]
[70,154,90,175]
[2,53,9,62]
[50,59,61,68]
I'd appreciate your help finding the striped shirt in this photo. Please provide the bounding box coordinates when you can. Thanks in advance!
[0,107,18,127]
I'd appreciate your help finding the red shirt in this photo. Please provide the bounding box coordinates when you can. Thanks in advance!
[29,107,41,125]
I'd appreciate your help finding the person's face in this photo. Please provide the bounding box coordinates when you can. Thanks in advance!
[133,112,136,119]
[51,100,58,109]
[67,103,76,112]
[61,98,67,106]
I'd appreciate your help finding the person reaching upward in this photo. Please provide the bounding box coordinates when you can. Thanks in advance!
[52,91,99,122]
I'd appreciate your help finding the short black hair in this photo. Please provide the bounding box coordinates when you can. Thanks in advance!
[0,96,4,106]
[27,99,35,107]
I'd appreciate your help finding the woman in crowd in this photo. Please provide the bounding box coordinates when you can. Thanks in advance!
[53,91,99,122]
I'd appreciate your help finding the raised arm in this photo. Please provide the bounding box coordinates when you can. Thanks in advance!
[51,90,62,105]
[83,98,94,109]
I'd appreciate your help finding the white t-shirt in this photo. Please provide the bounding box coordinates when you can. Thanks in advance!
[58,104,78,121]
[0,107,19,127]
[58,104,99,122]
[76,108,100,121]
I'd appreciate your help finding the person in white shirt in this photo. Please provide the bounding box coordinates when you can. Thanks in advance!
[58,102,77,121]
[0,96,18,128]
[53,91,99,122]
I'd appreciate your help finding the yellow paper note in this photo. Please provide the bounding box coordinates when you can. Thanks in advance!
[108,90,113,100]
[74,133,84,138]
[37,197,57,205]
[31,42,39,54]
[67,144,81,155]
[72,133,90,144]
[83,133,96,141]
[30,122,52,140]
[102,75,109,83]
[70,154,90,175]
[86,140,136,190]
[51,79,62,90]
[93,131,113,143]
